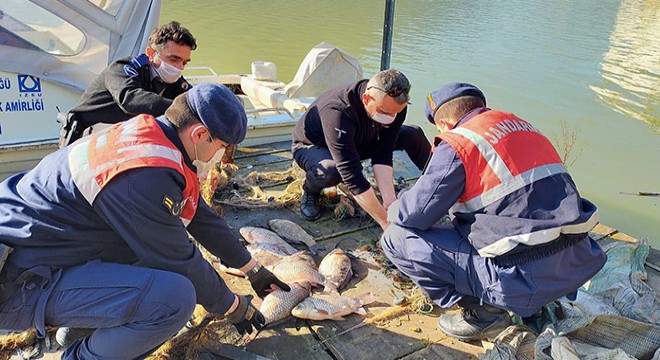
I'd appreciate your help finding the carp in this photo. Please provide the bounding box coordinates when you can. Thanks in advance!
[218,242,289,276]
[246,242,289,267]
[239,226,297,255]
[291,292,378,321]
[259,282,311,325]
[318,248,352,294]
[266,219,320,254]
[267,258,326,288]
[284,250,317,269]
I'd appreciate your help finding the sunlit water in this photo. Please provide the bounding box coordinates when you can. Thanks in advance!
[163,0,659,245]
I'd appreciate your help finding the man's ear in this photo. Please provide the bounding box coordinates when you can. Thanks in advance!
[362,92,371,105]
[189,125,208,144]
[145,46,156,61]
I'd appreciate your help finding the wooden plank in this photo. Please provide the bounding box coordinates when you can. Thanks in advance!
[203,343,274,360]
[400,343,479,359]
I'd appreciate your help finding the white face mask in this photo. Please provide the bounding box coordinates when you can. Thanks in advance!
[154,55,183,84]
[372,112,396,125]
[192,138,225,180]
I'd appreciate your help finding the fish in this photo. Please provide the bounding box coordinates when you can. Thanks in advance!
[283,251,317,269]
[239,226,297,255]
[259,282,311,325]
[291,292,378,321]
[267,258,326,288]
[246,242,289,267]
[217,242,290,276]
[318,248,352,294]
[266,219,320,254]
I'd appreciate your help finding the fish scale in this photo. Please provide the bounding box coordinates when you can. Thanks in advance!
[267,259,326,287]
[246,242,288,267]
[239,226,297,255]
[291,292,377,321]
[267,219,317,250]
[259,283,311,325]
[318,248,352,293]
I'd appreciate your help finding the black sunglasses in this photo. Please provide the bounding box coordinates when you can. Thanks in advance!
[367,85,410,98]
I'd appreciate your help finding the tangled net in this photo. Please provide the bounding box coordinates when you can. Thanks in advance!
[199,161,359,221]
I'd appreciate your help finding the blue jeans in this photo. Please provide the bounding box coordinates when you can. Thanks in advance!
[0,261,196,359]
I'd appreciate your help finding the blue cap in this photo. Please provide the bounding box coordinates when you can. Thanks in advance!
[186,82,247,144]
[425,82,486,124]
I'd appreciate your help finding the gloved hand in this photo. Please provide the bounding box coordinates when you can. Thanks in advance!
[226,295,265,335]
[247,264,291,298]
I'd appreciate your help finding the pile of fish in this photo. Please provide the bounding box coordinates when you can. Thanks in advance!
[234,219,376,325]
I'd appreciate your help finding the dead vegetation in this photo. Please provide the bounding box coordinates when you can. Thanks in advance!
[552,119,586,168]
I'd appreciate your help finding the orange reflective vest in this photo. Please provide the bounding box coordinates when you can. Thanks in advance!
[438,110,598,257]
[68,115,199,226]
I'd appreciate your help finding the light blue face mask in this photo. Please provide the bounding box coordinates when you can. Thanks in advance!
[154,53,183,84]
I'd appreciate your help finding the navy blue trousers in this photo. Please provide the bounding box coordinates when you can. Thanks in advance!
[293,125,431,193]
[380,223,606,317]
[0,261,196,359]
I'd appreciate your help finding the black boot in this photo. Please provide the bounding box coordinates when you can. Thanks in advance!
[300,187,321,221]
[437,298,512,342]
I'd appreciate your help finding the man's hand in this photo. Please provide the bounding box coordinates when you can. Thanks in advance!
[247,264,291,298]
[226,295,265,335]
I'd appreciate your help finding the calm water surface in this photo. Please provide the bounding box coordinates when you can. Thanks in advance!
[163,0,659,245]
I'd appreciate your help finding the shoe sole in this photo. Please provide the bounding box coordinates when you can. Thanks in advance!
[302,213,322,221]
[438,320,512,342]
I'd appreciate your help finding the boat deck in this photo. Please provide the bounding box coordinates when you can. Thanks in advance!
[6,140,660,360]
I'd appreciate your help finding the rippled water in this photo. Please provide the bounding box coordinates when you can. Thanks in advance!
[163,0,659,244]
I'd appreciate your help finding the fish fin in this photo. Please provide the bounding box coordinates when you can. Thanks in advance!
[359,292,378,305]
[308,243,324,255]
[355,307,367,316]
[316,309,330,316]
[321,284,339,295]
[330,315,347,321]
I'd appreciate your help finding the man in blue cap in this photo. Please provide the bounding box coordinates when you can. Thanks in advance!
[0,82,290,358]
[381,82,606,341]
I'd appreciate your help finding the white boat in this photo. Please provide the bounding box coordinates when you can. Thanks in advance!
[0,0,363,181]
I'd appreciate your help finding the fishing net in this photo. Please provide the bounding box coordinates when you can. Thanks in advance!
[481,239,660,360]
[146,309,244,360]
[199,161,360,221]
[0,328,58,360]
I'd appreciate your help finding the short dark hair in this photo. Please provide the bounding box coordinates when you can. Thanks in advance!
[149,21,197,50]
[435,95,485,122]
[166,93,201,132]
[366,69,411,104]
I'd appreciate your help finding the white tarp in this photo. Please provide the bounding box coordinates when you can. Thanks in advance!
[0,0,160,92]
[282,42,364,99]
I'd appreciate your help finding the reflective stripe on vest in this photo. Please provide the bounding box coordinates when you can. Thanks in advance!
[438,110,598,257]
[440,110,566,213]
[68,115,199,226]
[478,210,599,257]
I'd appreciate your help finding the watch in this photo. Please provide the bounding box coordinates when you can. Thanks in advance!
[245,264,262,279]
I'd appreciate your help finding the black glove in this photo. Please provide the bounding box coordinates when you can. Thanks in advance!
[226,295,265,335]
[246,264,291,298]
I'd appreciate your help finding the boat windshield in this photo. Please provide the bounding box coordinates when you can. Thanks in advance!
[0,0,85,56]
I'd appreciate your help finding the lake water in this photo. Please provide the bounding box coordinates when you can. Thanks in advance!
[162,0,659,245]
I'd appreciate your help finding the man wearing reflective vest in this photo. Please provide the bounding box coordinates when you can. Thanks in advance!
[381,82,606,341]
[0,83,289,359]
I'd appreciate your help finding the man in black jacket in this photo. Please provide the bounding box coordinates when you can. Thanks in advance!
[291,69,431,226]
[60,21,196,146]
